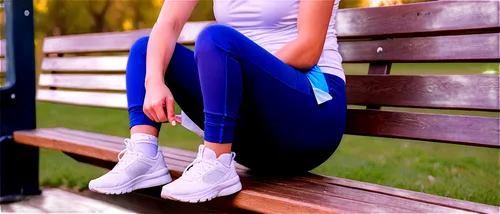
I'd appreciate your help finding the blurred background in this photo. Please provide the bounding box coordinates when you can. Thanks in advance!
[0,0,498,206]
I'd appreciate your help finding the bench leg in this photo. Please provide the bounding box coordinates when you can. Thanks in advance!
[0,0,41,203]
[0,137,41,203]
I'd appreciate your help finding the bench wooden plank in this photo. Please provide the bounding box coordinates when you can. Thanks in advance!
[42,21,213,54]
[36,89,127,109]
[296,175,499,214]
[345,109,500,148]
[39,74,126,91]
[38,73,499,107]
[42,33,500,69]
[13,128,497,213]
[41,56,127,72]
[336,1,500,39]
[11,129,341,213]
[45,128,500,213]
[346,75,500,111]
[340,33,500,63]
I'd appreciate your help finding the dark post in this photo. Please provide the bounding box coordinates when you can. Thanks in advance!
[0,0,40,203]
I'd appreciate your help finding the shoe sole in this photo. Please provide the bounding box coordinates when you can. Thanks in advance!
[89,168,172,195]
[160,176,242,203]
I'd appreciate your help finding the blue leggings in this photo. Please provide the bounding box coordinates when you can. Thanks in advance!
[126,25,347,173]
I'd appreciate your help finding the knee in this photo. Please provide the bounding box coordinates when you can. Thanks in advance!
[129,36,149,56]
[194,24,238,54]
[126,36,149,76]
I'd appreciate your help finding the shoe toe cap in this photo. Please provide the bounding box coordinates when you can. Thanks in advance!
[162,179,201,196]
[88,175,120,189]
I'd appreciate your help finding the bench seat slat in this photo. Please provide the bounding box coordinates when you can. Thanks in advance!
[41,56,127,72]
[36,89,127,109]
[42,21,213,54]
[345,109,499,148]
[14,128,498,213]
[346,75,500,111]
[340,33,500,63]
[52,125,496,212]
[39,74,126,91]
[336,1,500,39]
[36,128,500,213]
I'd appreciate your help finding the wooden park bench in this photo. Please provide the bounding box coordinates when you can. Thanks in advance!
[8,1,500,213]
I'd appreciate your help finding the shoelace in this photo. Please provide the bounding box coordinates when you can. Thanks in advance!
[113,139,139,171]
[182,157,214,181]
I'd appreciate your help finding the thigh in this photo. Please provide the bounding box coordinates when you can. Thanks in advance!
[233,73,347,173]
[214,29,347,171]
[164,44,204,129]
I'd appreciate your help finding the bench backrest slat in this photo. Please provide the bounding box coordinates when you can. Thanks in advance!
[345,109,499,148]
[346,75,500,111]
[39,74,125,91]
[336,1,500,39]
[340,33,500,63]
[39,73,500,112]
[42,21,213,54]
[41,56,127,72]
[37,89,127,109]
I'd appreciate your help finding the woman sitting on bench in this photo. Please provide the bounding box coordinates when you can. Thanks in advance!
[89,0,347,203]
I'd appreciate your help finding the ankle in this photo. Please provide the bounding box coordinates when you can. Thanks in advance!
[131,133,158,142]
[131,133,159,158]
[204,141,231,157]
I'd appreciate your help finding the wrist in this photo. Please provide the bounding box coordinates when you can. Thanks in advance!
[145,77,165,88]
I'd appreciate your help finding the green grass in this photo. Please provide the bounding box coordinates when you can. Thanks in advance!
[36,63,499,206]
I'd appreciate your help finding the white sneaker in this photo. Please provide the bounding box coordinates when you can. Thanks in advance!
[88,138,172,194]
[161,145,242,203]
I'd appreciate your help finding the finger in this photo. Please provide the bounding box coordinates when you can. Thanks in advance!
[166,97,176,126]
[143,105,157,122]
[153,101,168,122]
[174,116,182,124]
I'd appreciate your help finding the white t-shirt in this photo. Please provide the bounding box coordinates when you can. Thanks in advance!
[213,0,345,81]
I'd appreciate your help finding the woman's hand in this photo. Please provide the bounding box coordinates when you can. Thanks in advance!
[143,81,180,126]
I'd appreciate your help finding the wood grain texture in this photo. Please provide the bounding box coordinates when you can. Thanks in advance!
[345,109,500,148]
[340,33,500,63]
[42,21,213,54]
[41,56,127,72]
[0,188,216,213]
[367,63,392,75]
[44,128,500,214]
[38,74,126,91]
[336,1,500,39]
[296,175,499,214]
[366,63,392,109]
[13,128,499,213]
[36,89,127,109]
[346,75,500,111]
